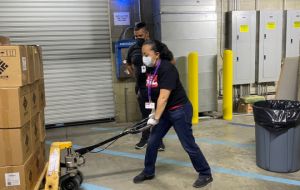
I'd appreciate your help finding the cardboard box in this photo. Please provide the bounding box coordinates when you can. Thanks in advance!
[38,110,46,142]
[0,122,32,166]
[26,45,41,81]
[36,46,44,79]
[38,79,46,109]
[25,46,35,84]
[33,46,43,80]
[34,141,46,181]
[29,82,39,117]
[0,155,35,190]
[0,85,31,128]
[31,114,39,152]
[39,141,46,173]
[41,141,46,165]
[238,102,253,114]
[25,45,43,82]
[0,36,10,45]
[0,45,28,87]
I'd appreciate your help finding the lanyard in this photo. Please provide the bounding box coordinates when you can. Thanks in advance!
[147,59,161,102]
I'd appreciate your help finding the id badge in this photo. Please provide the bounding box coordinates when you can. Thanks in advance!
[141,65,146,73]
[145,102,155,109]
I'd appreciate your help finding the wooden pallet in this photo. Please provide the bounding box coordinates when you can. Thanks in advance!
[34,162,48,190]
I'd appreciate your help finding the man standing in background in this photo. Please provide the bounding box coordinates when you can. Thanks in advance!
[126,22,165,151]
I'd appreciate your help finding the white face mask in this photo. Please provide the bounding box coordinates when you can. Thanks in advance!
[143,56,154,67]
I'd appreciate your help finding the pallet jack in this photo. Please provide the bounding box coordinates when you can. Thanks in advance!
[44,118,151,190]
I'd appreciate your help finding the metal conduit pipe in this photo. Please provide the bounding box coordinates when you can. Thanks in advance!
[137,0,141,22]
[236,0,240,10]
[218,69,223,97]
[234,0,237,11]
[218,0,224,97]
[255,0,260,10]
[220,0,224,59]
[283,0,287,10]
[228,0,232,11]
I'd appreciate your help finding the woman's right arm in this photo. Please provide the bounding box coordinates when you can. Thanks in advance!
[154,89,171,121]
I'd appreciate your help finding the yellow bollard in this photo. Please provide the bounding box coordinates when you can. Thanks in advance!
[188,52,199,124]
[223,50,233,120]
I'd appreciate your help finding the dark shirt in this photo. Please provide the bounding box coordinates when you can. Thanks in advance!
[144,59,188,109]
[126,44,147,89]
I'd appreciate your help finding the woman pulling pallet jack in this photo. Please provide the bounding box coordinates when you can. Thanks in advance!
[44,118,152,190]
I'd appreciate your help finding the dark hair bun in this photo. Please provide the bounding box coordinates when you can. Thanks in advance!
[143,40,174,61]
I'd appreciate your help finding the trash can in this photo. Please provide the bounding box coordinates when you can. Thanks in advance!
[253,100,300,173]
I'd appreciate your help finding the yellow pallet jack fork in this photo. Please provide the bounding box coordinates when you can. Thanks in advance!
[42,118,150,190]
[45,142,76,190]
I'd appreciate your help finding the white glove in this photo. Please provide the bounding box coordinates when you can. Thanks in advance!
[147,118,159,126]
[148,113,155,119]
[148,109,156,119]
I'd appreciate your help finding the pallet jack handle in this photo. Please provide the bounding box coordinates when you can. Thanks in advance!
[74,118,152,156]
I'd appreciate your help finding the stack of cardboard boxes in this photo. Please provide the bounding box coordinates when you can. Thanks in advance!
[0,44,46,189]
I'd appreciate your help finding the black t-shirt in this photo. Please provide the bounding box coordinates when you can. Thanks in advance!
[143,59,188,109]
[126,44,147,89]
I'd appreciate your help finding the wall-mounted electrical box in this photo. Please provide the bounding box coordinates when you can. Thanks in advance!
[284,10,300,58]
[225,11,256,85]
[114,39,136,79]
[256,11,283,83]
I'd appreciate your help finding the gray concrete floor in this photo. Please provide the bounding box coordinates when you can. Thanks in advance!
[46,115,300,190]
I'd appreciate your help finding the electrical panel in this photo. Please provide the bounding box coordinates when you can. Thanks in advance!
[256,11,283,83]
[284,10,300,58]
[225,11,256,85]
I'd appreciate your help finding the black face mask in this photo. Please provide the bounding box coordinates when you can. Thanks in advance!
[135,38,145,47]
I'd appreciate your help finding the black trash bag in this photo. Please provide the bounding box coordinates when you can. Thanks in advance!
[253,100,300,131]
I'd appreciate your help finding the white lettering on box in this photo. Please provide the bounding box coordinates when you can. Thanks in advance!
[22,57,27,71]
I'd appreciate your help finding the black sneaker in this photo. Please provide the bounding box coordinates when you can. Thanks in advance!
[158,142,165,151]
[133,172,155,183]
[193,175,213,188]
[135,139,147,149]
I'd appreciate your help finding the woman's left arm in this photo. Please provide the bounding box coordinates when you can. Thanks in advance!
[154,89,171,120]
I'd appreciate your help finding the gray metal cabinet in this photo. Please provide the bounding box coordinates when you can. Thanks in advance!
[256,11,283,83]
[284,10,300,58]
[226,11,256,85]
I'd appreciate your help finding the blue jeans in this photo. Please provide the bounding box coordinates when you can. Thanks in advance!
[143,101,211,176]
